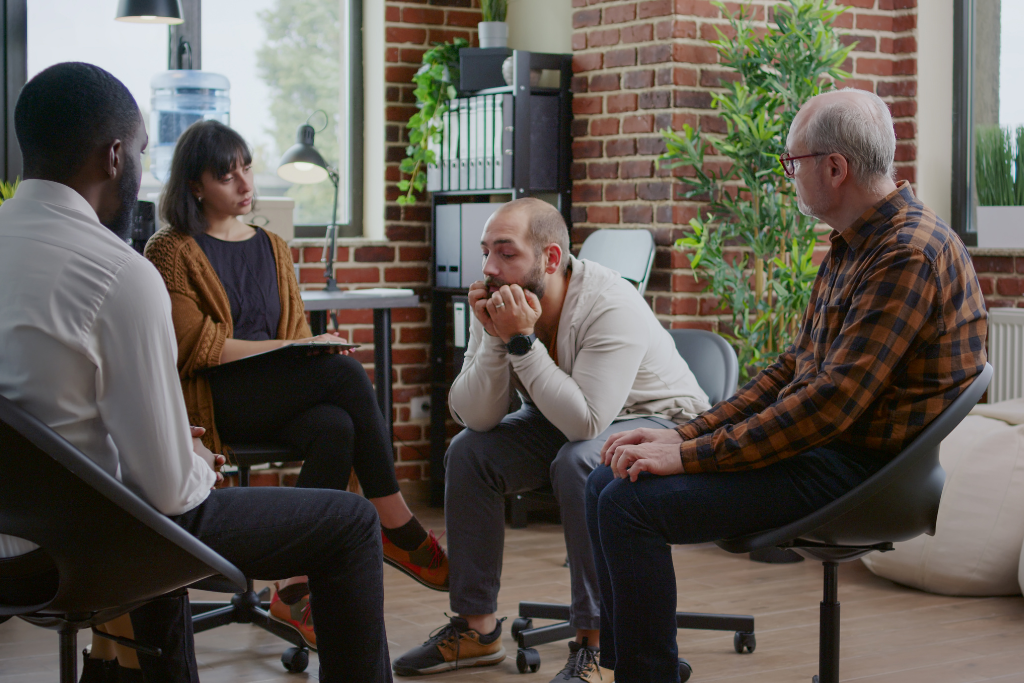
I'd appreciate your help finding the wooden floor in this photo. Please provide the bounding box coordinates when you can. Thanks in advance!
[3,498,1024,683]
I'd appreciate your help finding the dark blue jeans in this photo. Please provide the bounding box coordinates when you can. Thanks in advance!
[585,443,886,683]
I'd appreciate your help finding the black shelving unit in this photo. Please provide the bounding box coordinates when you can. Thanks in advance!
[428,49,574,506]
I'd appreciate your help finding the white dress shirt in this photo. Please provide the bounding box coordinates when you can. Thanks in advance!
[0,180,215,557]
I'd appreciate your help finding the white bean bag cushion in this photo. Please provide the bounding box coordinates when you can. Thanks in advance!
[862,398,1024,596]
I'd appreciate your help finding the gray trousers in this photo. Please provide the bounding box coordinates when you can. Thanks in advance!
[444,403,675,630]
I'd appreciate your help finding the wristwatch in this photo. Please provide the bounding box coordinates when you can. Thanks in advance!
[506,333,537,356]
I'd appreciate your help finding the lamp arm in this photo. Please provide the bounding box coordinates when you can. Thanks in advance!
[321,167,342,291]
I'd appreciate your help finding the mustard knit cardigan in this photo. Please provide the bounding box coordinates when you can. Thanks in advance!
[145,227,312,454]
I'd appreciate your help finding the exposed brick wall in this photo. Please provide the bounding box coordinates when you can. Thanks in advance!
[569,0,918,333]
[972,252,1024,309]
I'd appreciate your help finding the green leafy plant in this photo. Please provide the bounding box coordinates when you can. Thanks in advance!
[658,0,853,379]
[975,124,1024,206]
[481,0,508,23]
[0,178,19,206]
[398,38,467,206]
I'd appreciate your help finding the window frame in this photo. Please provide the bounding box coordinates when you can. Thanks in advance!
[2,0,363,237]
[951,0,975,245]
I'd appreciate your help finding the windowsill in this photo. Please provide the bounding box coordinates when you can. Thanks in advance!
[968,246,1024,256]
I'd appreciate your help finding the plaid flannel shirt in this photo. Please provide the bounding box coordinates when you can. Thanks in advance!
[677,181,988,473]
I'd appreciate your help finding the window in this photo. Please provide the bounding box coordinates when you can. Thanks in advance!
[20,0,362,236]
[953,0,1024,246]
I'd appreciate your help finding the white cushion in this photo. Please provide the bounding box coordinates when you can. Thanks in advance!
[862,398,1024,596]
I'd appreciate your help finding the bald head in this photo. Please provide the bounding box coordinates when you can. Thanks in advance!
[491,198,570,274]
[789,88,896,185]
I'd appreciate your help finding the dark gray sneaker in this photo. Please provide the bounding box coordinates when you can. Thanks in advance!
[392,616,506,676]
[549,639,613,682]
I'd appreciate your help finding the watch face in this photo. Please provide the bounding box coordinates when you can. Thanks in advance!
[508,334,533,355]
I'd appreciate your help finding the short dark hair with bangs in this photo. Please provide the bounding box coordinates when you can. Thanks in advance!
[160,120,254,237]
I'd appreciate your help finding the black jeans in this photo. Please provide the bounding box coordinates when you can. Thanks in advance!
[209,352,400,498]
[130,486,392,683]
[585,442,886,683]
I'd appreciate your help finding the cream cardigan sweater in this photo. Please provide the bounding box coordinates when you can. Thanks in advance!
[449,256,710,442]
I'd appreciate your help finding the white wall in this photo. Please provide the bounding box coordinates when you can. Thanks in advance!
[507,0,573,53]
[916,0,954,224]
[362,0,386,239]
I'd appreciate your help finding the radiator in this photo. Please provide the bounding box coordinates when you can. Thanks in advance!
[988,308,1024,403]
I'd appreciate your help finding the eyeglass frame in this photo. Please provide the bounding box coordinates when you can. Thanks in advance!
[778,151,830,178]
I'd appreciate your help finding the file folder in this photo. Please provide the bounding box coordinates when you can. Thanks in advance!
[441,108,451,191]
[468,97,479,190]
[499,94,514,189]
[435,204,461,288]
[475,96,486,189]
[459,203,503,287]
[484,95,495,190]
[458,98,470,191]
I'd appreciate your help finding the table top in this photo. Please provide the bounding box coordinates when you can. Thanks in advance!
[300,289,420,311]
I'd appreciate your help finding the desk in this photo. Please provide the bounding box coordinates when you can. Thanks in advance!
[301,290,420,438]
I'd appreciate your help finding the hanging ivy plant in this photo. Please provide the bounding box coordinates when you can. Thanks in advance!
[397,38,468,206]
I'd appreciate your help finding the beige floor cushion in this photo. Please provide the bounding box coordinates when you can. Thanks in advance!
[862,398,1024,596]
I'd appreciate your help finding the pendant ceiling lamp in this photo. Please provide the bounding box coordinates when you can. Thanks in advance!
[115,0,184,25]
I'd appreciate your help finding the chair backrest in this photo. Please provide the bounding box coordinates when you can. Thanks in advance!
[717,363,994,553]
[0,395,246,618]
[577,229,656,296]
[668,329,739,405]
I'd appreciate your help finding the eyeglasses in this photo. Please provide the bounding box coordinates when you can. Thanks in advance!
[778,152,829,178]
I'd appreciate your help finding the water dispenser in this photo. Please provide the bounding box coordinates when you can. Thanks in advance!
[150,70,230,182]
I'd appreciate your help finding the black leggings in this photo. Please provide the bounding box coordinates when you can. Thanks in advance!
[208,352,400,499]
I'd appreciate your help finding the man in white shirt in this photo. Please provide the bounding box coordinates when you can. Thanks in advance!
[393,199,709,681]
[0,63,391,683]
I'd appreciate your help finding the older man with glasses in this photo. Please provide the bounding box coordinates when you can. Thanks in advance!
[585,88,989,682]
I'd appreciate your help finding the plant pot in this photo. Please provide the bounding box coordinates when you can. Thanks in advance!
[478,21,509,49]
[976,205,1024,248]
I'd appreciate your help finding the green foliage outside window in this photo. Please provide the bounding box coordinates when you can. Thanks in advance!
[975,125,1024,206]
[257,0,340,225]
[481,0,508,23]
[658,0,853,380]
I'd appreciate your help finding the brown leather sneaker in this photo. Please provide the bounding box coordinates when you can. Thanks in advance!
[550,639,613,682]
[268,590,316,650]
[392,616,505,676]
[382,529,449,591]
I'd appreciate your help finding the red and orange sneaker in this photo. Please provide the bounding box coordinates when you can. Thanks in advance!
[269,589,316,650]
[382,529,450,592]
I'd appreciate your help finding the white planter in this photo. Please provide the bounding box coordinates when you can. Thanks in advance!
[977,206,1024,248]
[478,21,508,49]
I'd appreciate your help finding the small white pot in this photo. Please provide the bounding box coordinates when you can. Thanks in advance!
[478,21,509,49]
[976,206,1024,248]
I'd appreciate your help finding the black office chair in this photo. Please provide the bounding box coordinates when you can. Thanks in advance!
[0,394,246,683]
[187,442,315,673]
[512,330,755,678]
[716,363,993,683]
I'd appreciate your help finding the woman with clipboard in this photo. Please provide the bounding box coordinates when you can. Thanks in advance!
[145,121,447,650]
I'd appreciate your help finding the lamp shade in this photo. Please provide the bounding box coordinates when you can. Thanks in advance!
[115,0,184,24]
[277,124,330,184]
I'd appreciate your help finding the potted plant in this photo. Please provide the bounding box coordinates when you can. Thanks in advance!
[479,0,508,49]
[397,39,466,206]
[975,125,1024,247]
[658,0,853,381]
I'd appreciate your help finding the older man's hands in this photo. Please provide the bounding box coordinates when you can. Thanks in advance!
[600,427,686,482]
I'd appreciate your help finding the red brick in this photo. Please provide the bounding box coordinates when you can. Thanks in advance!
[605,49,637,68]
[399,246,431,262]
[673,44,719,64]
[607,93,639,113]
[700,69,742,87]
[392,307,427,323]
[623,114,655,134]
[393,424,422,442]
[623,204,653,224]
[840,34,876,52]
[300,267,327,284]
[893,58,916,75]
[386,225,426,242]
[893,14,916,32]
[893,121,915,140]
[394,465,423,481]
[352,328,375,344]
[588,28,621,48]
[573,53,603,73]
[385,266,428,283]
[836,0,875,7]
[334,309,373,324]
[400,366,430,384]
[672,273,709,292]
[876,80,916,98]
[446,10,481,28]
[856,14,892,31]
[573,183,604,202]
[672,20,698,39]
[973,256,1014,273]
[622,24,654,44]
[889,100,916,117]
[890,36,917,54]
[588,161,619,179]
[607,139,637,157]
[587,206,620,224]
[334,267,381,284]
[385,65,420,83]
[605,182,637,201]
[623,69,655,89]
[856,58,893,77]
[355,246,395,262]
[639,44,672,64]
[673,67,698,86]
[401,7,444,24]
[879,0,917,8]
[893,164,915,183]
[638,181,670,201]
[399,326,431,344]
[398,48,426,64]
[573,32,587,51]
[672,297,698,315]
[573,96,604,115]
[290,247,300,262]
[621,160,654,178]
[996,278,1024,297]
[639,0,672,18]
[591,117,620,135]
[894,143,916,162]
[978,277,995,296]
[385,6,400,22]
[574,8,601,28]
[671,320,714,331]
[573,139,603,159]
[605,4,637,24]
[699,296,727,316]
[386,27,426,44]
[590,73,621,91]
[672,0,720,18]
[671,205,698,225]
[673,90,713,109]
[639,90,671,109]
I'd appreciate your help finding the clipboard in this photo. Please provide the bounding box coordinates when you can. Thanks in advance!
[197,341,360,378]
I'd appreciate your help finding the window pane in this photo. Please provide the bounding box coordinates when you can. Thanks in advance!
[26,2,168,195]
[203,0,346,226]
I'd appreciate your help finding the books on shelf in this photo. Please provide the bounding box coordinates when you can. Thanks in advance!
[434,93,513,192]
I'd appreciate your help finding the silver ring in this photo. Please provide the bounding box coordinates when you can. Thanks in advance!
[495,302,506,309]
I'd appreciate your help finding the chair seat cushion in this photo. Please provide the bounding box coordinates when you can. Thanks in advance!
[862,400,1024,596]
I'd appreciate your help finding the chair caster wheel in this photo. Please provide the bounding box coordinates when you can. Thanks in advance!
[282,646,309,673]
[678,658,693,682]
[516,648,541,673]
[511,617,533,640]
[812,677,819,683]
[734,631,756,653]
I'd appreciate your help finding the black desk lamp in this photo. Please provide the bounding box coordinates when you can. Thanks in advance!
[277,112,341,291]
[115,0,184,23]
